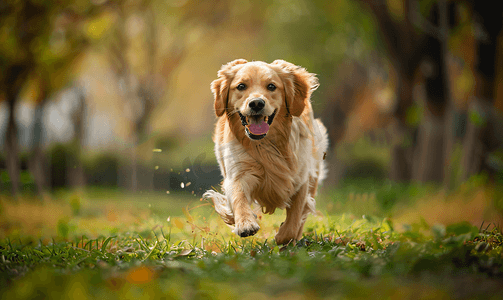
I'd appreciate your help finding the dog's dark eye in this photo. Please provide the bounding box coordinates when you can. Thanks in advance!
[267,83,276,91]
[237,83,246,91]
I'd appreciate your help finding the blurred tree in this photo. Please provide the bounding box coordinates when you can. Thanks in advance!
[270,0,503,186]
[321,60,369,185]
[359,0,450,183]
[410,0,453,184]
[102,0,236,191]
[263,0,382,185]
[1,0,109,196]
[104,0,167,191]
[264,0,380,101]
[359,0,503,187]
[459,2,503,182]
[0,1,51,196]
[28,72,49,195]
[68,84,87,189]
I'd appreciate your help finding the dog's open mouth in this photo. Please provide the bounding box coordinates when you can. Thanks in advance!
[238,110,276,140]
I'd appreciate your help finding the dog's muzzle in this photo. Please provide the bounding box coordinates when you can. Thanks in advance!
[238,110,277,140]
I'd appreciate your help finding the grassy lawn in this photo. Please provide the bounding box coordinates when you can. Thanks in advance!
[2,180,503,299]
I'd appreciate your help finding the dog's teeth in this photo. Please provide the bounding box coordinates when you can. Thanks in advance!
[264,116,268,122]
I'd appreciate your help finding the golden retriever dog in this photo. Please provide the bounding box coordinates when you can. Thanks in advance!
[203,59,328,245]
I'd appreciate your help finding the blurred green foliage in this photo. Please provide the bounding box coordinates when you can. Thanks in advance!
[406,103,423,127]
[336,137,391,181]
[319,178,438,215]
[0,0,100,94]
[469,109,488,128]
[84,153,119,187]
[264,0,380,109]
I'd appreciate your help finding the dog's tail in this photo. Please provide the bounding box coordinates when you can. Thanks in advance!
[314,118,329,183]
[203,190,235,225]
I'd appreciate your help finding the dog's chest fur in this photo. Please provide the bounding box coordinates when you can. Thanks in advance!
[217,117,312,213]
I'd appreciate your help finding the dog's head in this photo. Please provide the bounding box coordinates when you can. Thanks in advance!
[211,59,318,140]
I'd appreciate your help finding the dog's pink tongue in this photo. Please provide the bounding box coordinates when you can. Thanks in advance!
[248,121,269,135]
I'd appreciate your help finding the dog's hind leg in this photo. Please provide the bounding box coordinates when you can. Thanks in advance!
[295,195,316,241]
[275,183,310,245]
[203,190,235,225]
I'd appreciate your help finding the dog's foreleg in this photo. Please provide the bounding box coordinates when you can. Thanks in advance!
[275,183,310,245]
[228,183,260,238]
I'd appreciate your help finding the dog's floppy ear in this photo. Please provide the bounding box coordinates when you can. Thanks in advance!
[270,60,319,117]
[211,59,248,117]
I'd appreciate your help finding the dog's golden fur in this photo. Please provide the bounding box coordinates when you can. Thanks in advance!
[203,59,328,245]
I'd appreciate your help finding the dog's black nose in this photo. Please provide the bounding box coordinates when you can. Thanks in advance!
[249,99,265,112]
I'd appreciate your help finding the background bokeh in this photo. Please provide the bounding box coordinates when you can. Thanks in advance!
[1,0,503,227]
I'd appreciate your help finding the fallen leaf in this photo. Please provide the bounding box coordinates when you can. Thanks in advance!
[177,249,193,256]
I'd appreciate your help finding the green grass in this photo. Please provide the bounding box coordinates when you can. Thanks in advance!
[2,182,503,299]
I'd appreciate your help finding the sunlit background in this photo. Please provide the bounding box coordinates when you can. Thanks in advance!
[1,0,503,235]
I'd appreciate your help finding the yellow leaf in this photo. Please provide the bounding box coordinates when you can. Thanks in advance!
[174,218,184,229]
[182,208,194,223]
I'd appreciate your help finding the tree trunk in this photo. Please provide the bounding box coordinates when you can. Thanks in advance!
[412,113,444,182]
[29,98,47,197]
[460,99,493,181]
[438,0,456,189]
[442,104,457,188]
[69,85,87,189]
[4,63,29,197]
[412,0,451,184]
[5,98,20,196]
[389,121,414,182]
[131,133,138,192]
[389,69,415,182]
[460,2,503,180]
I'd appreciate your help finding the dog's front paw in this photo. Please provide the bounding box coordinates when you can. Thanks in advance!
[233,217,260,237]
